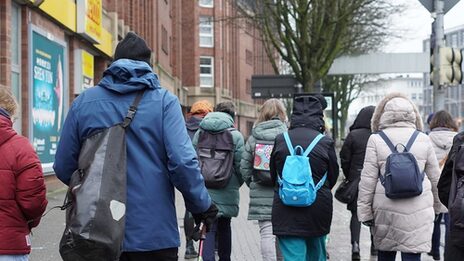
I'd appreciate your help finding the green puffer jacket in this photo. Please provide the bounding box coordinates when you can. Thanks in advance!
[192,112,244,218]
[240,120,287,221]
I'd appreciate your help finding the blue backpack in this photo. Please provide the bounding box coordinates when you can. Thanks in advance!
[278,132,327,207]
[378,130,424,199]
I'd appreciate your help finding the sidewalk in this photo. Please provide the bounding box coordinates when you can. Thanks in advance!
[30,184,441,260]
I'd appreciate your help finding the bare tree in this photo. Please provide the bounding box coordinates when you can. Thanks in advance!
[235,0,402,92]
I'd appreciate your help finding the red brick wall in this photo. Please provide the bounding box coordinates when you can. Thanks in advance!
[0,1,11,89]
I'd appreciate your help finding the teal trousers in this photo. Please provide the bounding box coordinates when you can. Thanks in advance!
[278,235,326,261]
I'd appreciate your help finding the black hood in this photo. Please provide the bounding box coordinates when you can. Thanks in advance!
[350,105,375,131]
[290,95,325,132]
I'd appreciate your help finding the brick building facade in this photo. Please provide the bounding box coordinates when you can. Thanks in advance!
[0,0,274,170]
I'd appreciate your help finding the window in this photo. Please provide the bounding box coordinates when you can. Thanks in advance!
[199,16,214,47]
[246,50,253,65]
[412,93,417,100]
[246,79,251,94]
[11,3,21,132]
[451,34,458,48]
[200,57,214,87]
[199,0,213,7]
[161,25,168,54]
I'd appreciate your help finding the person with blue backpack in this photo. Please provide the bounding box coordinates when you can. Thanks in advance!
[358,93,441,261]
[270,95,339,261]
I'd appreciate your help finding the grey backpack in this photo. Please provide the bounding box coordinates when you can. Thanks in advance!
[197,128,235,189]
[59,91,145,261]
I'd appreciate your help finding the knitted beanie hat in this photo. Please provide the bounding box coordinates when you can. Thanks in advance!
[113,32,152,65]
[190,100,214,115]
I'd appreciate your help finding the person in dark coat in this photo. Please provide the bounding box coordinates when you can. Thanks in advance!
[270,95,339,260]
[183,100,213,259]
[339,106,376,260]
[438,131,464,260]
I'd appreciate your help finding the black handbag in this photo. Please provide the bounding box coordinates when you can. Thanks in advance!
[335,177,360,204]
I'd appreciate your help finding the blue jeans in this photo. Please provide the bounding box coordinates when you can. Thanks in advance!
[378,251,421,261]
[202,217,231,261]
[0,256,28,261]
[431,213,449,257]
[278,235,326,261]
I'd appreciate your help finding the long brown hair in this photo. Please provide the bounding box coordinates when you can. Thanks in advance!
[429,110,458,131]
[256,98,287,125]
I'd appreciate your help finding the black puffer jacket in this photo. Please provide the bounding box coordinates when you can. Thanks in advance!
[270,96,339,237]
[438,131,464,207]
[339,106,375,209]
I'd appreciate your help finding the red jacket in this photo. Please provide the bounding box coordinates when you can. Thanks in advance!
[0,115,47,254]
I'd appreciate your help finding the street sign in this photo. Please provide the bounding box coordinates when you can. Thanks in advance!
[251,75,299,99]
[418,0,460,14]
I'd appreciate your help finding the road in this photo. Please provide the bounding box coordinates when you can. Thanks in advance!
[30,185,442,261]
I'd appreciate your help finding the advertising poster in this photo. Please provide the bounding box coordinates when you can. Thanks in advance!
[82,50,94,90]
[31,30,66,170]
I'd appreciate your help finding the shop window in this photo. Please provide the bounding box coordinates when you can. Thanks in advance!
[11,3,21,132]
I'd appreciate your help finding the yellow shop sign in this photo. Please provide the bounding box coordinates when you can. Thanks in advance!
[77,0,102,44]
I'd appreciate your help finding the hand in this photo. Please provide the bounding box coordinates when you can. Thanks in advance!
[362,220,374,227]
[192,203,218,232]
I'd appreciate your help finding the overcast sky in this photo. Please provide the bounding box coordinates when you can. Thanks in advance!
[384,0,464,53]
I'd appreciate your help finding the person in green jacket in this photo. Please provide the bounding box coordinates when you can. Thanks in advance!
[192,101,244,261]
[240,98,287,261]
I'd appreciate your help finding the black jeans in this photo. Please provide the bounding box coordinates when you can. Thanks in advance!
[119,248,178,261]
[377,251,420,261]
[445,243,464,261]
[203,217,232,261]
[184,210,196,240]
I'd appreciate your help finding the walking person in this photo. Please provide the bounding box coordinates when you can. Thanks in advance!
[240,98,287,261]
[427,110,457,260]
[358,93,441,261]
[192,101,245,261]
[184,100,214,259]
[270,95,339,261]
[54,32,217,261]
[0,87,48,261]
[339,105,376,260]
[438,131,464,260]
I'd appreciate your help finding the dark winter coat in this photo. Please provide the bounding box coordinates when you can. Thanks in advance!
[339,106,374,211]
[0,113,47,255]
[270,96,339,238]
[186,115,203,140]
[438,131,464,208]
[438,131,464,250]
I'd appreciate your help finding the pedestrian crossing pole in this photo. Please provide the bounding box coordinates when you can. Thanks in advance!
[432,0,446,112]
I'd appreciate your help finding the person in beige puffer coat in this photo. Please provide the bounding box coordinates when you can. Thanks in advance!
[357,93,441,261]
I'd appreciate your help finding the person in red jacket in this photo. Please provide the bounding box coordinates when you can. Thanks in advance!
[0,87,47,261]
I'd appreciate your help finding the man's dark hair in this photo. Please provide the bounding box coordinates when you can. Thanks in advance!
[215,101,235,119]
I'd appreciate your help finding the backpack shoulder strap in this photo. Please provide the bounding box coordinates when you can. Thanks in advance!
[378,131,396,153]
[405,130,420,152]
[283,132,294,156]
[303,133,325,157]
[315,172,328,190]
[122,90,146,128]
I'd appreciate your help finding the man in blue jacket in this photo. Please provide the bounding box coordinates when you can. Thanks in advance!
[54,32,217,260]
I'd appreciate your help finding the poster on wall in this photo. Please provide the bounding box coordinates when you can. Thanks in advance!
[30,29,67,171]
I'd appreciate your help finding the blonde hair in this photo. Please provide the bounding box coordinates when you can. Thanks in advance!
[256,98,287,125]
[0,86,18,117]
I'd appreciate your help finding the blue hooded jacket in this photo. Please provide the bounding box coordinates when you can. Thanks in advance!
[54,59,211,251]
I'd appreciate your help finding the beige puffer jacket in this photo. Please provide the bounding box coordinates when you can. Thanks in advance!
[429,128,456,213]
[357,93,441,253]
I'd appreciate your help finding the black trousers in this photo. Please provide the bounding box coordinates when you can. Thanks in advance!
[119,248,178,261]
